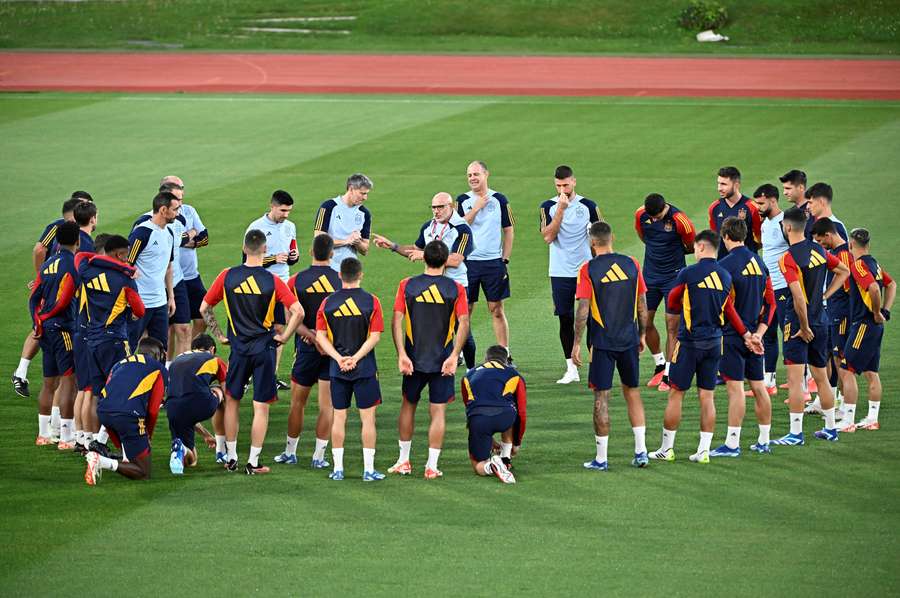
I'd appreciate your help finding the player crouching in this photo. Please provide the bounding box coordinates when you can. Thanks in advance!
[462,346,526,484]
[84,337,167,485]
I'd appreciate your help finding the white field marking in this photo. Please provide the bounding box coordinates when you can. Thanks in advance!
[0,94,895,110]
[240,27,350,34]
[249,16,357,23]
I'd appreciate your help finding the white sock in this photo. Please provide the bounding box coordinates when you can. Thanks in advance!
[725,426,741,449]
[789,412,804,435]
[653,352,665,367]
[867,401,880,421]
[75,430,84,445]
[332,447,344,472]
[758,424,771,445]
[248,445,262,467]
[566,358,576,371]
[285,435,299,456]
[363,447,376,472]
[661,428,677,451]
[215,435,226,453]
[842,403,856,423]
[664,362,671,376]
[500,442,512,459]
[426,447,441,471]
[226,440,238,461]
[96,427,109,444]
[165,361,172,369]
[823,407,836,430]
[313,438,328,461]
[84,432,94,445]
[99,455,118,471]
[595,435,609,463]
[398,439,412,463]
[698,431,713,454]
[50,406,60,431]
[801,377,809,394]
[632,426,646,454]
[15,358,30,380]
[765,372,775,386]
[38,414,51,438]
[60,418,74,442]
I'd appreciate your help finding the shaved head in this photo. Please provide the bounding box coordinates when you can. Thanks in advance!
[433,191,453,204]
[160,175,184,188]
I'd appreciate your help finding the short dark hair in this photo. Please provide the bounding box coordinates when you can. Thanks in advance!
[93,233,112,253]
[695,229,720,250]
[806,182,833,202]
[70,190,93,202]
[102,234,129,254]
[720,216,747,242]
[152,191,179,213]
[312,234,334,261]
[159,182,181,193]
[244,229,266,254]
[589,221,612,245]
[783,206,808,229]
[779,169,807,186]
[484,345,510,364]
[554,165,574,180]
[340,257,362,282]
[62,198,83,215]
[718,166,741,182]
[137,336,166,362]
[423,240,449,268]
[191,333,217,352]
[850,228,870,248]
[271,190,294,206]
[644,193,666,217]
[73,201,97,227]
[56,221,80,247]
[753,184,779,199]
[811,218,837,237]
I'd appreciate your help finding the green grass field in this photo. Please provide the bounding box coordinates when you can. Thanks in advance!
[1,0,898,55]
[1,92,899,595]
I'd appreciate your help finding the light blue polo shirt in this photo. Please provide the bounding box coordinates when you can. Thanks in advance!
[761,212,788,290]
[539,195,601,277]
[456,189,513,261]
[314,196,372,271]
[414,213,475,287]
[246,213,297,282]
[127,219,175,309]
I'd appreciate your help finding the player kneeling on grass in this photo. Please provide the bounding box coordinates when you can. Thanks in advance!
[85,337,167,485]
[462,346,526,484]
[572,221,650,470]
[388,240,470,479]
[315,257,386,481]
[165,334,228,475]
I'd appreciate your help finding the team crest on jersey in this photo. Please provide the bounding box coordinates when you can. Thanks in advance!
[355,213,364,225]
[486,203,496,213]
[737,208,747,219]
[233,275,262,295]
[576,206,586,217]
[664,221,673,232]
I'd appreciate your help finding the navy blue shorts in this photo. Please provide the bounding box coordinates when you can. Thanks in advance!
[291,350,330,387]
[39,325,74,378]
[588,346,640,390]
[719,335,764,382]
[128,304,169,351]
[831,317,849,358]
[165,392,220,450]
[73,330,93,391]
[88,338,128,395]
[467,408,517,461]
[402,371,455,404]
[331,375,381,410]
[645,284,675,313]
[783,322,829,368]
[99,411,150,460]
[466,259,510,303]
[669,339,722,391]
[184,276,207,320]
[550,276,578,318]
[171,280,191,325]
[842,320,883,374]
[226,346,277,403]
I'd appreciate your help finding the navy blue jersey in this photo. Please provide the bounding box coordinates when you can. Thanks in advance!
[166,350,227,400]
[719,246,776,336]
[37,218,65,253]
[288,265,341,353]
[78,254,145,344]
[575,252,647,351]
[779,240,841,328]
[848,254,893,323]
[708,195,762,257]
[394,274,468,373]
[316,287,384,380]
[666,257,738,342]
[462,360,527,444]
[635,204,695,287]
[825,243,852,322]
[97,353,167,437]
[29,249,78,334]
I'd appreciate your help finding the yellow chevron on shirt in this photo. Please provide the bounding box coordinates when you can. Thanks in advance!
[86,272,111,293]
[332,297,363,317]
[233,275,262,295]
[741,257,764,276]
[414,284,446,304]
[600,262,629,283]
[305,275,336,294]
[697,271,724,290]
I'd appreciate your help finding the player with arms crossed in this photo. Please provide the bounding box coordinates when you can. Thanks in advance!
[572,222,650,470]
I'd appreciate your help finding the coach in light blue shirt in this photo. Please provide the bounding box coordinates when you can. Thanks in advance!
[540,165,601,385]
[314,173,373,272]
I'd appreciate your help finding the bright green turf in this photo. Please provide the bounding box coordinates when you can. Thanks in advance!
[0,0,898,55]
[1,93,899,595]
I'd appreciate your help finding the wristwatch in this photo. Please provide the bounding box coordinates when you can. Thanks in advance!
[502,258,510,264]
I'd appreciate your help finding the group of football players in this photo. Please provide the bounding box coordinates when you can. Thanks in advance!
[17,162,893,486]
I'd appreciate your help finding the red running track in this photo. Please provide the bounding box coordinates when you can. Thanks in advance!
[1,52,899,99]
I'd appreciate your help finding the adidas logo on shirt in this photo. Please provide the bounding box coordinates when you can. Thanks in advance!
[305,275,336,294]
[332,298,363,317]
[600,263,629,283]
[741,258,764,276]
[233,276,262,295]
[42,259,60,275]
[86,272,111,292]
[808,252,826,268]
[415,284,445,304]
[697,271,724,290]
